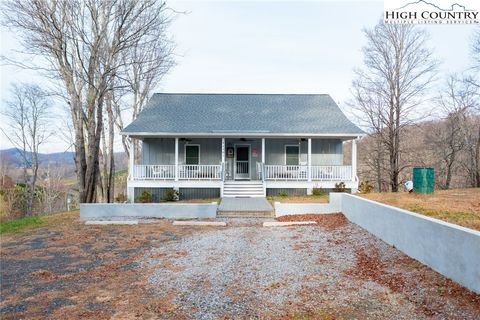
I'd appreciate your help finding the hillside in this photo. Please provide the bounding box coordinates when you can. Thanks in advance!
[0,148,75,166]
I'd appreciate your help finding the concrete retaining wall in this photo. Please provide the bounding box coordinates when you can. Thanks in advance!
[274,193,342,216]
[80,203,217,220]
[339,193,480,294]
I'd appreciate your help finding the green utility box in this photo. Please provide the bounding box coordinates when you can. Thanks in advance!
[413,167,435,194]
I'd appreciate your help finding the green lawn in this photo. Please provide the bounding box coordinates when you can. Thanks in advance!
[0,215,44,234]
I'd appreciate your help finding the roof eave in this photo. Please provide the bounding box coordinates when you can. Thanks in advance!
[120,131,366,139]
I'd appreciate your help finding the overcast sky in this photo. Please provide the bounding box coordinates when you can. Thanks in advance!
[0,0,477,153]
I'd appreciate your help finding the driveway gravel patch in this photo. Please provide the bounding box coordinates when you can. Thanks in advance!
[1,212,479,319]
[144,215,480,319]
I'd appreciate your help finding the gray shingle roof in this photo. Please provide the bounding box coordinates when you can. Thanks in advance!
[122,93,364,136]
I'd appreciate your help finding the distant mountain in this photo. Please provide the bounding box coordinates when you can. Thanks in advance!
[0,148,127,170]
[0,148,75,166]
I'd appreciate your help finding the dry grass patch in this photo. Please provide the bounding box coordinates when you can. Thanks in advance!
[360,188,480,231]
[268,194,329,203]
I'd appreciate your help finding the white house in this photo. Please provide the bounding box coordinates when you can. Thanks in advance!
[122,93,364,202]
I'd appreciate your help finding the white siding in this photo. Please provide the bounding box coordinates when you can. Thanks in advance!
[265,139,342,165]
[142,138,221,165]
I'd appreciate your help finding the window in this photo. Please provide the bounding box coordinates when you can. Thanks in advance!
[185,145,200,165]
[285,145,299,165]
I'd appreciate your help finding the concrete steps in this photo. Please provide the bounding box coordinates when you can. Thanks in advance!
[223,181,265,197]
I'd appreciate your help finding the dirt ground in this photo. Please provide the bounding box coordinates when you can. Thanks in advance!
[361,188,480,231]
[1,212,479,319]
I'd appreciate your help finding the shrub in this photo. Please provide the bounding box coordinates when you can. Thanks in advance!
[164,188,180,202]
[359,181,374,194]
[138,191,152,203]
[278,191,289,197]
[115,193,128,203]
[312,186,326,196]
[0,186,27,218]
[333,182,346,192]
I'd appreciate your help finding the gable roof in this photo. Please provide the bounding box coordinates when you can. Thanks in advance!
[122,93,364,137]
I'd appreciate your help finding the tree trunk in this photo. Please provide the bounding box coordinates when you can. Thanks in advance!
[445,160,453,189]
[103,92,115,203]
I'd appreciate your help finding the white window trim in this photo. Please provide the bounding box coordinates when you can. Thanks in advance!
[284,144,300,165]
[184,144,200,165]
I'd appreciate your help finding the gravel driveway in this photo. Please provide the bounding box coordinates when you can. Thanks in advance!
[1,213,479,319]
[144,216,480,319]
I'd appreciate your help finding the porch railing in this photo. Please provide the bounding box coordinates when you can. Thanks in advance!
[178,165,222,180]
[132,164,351,181]
[264,165,352,181]
[256,162,264,181]
[311,165,352,181]
[264,165,308,180]
[132,164,222,180]
[133,165,176,180]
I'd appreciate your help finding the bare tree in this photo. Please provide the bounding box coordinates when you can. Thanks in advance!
[39,163,67,214]
[2,0,173,203]
[472,27,480,71]
[1,83,52,216]
[351,22,438,191]
[428,76,476,188]
[457,30,480,187]
[113,25,175,158]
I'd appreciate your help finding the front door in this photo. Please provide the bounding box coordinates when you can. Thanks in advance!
[235,145,250,179]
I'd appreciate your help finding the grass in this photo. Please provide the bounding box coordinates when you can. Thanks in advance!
[0,210,79,235]
[406,204,478,228]
[360,188,480,231]
[0,215,44,234]
[267,194,329,203]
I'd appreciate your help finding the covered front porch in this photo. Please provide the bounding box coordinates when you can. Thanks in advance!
[127,136,358,199]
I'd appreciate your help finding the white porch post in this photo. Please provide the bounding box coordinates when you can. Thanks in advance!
[221,138,225,163]
[221,138,225,197]
[129,137,134,180]
[261,138,265,163]
[307,138,312,182]
[175,137,179,182]
[351,138,357,181]
[261,138,266,195]
[127,137,135,202]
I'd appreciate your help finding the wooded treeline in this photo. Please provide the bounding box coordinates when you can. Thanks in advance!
[356,115,480,191]
[351,23,479,192]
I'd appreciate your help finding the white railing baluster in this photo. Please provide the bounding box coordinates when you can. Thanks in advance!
[133,164,351,182]
[132,164,221,180]
[263,165,352,181]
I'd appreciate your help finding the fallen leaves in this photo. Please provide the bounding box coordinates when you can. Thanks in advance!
[276,213,348,230]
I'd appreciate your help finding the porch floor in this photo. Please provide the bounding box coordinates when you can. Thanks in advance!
[217,198,274,217]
